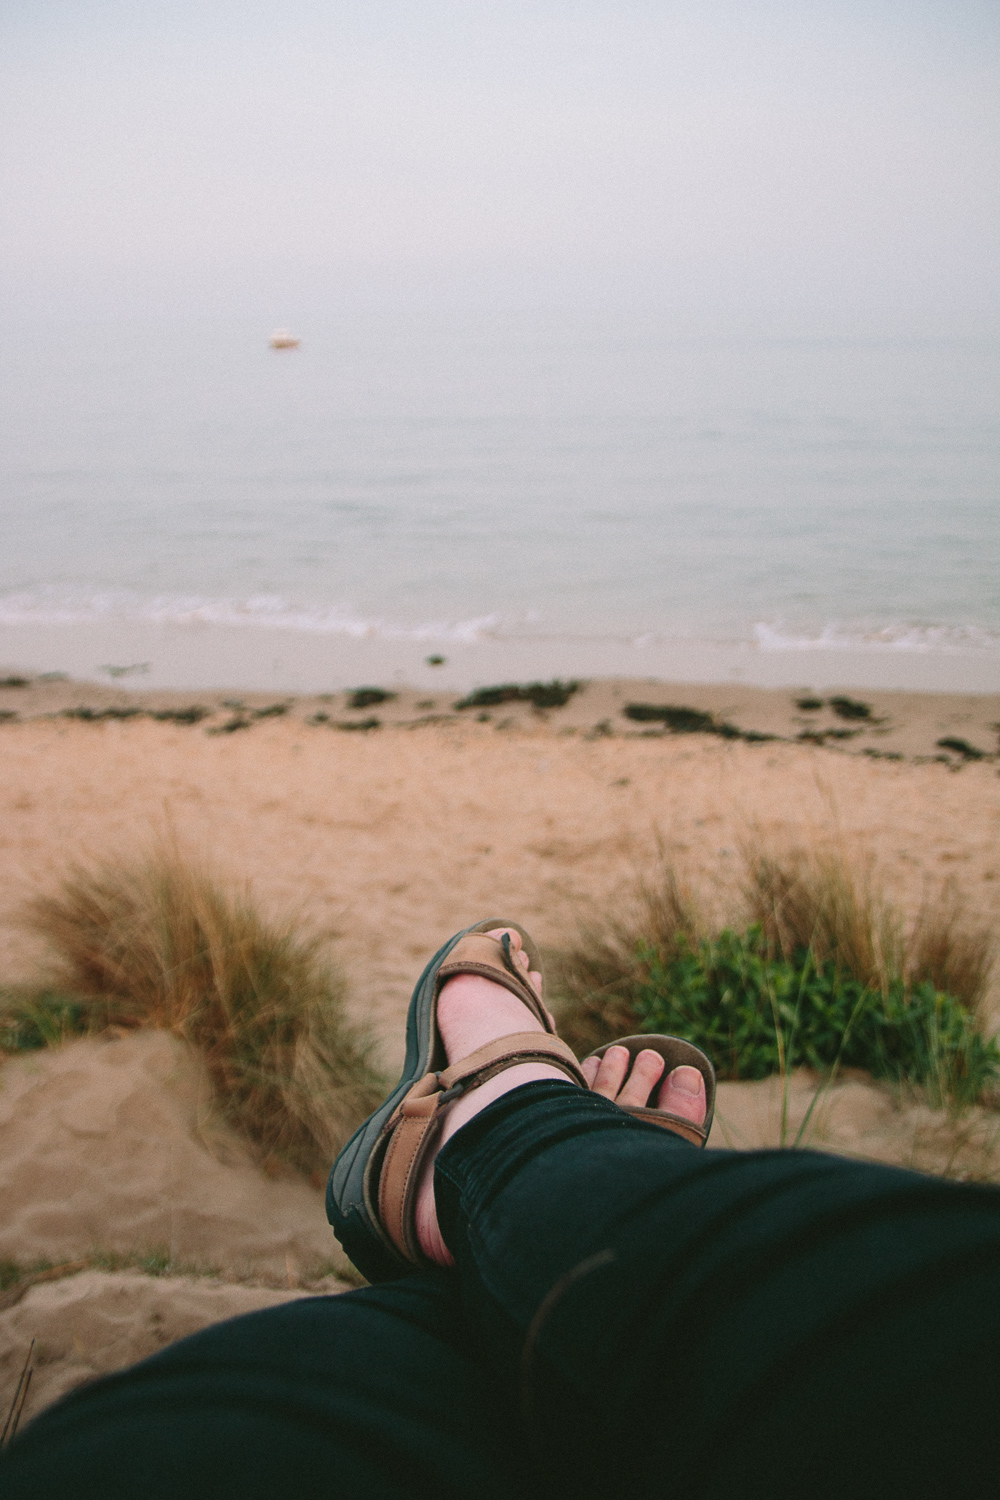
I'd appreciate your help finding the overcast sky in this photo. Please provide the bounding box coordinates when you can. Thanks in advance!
[1,0,997,330]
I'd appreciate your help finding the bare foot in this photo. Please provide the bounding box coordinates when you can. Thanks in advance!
[580,1047,707,1126]
[413,928,708,1265]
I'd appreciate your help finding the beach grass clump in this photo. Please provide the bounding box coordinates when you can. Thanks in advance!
[552,852,998,1107]
[15,854,386,1175]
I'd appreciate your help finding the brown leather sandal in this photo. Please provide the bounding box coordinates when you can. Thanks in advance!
[584,1034,716,1146]
[328,919,587,1280]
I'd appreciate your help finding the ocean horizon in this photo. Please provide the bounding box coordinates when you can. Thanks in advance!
[2,314,997,693]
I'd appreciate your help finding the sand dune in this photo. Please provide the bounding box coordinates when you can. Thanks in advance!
[1,1271,317,1432]
[0,1030,349,1281]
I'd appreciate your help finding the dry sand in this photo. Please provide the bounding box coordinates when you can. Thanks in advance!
[2,675,999,1427]
[2,678,997,1061]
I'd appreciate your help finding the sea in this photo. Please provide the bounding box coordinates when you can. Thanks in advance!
[2,315,998,694]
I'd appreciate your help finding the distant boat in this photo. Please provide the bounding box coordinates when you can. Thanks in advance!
[269,328,300,350]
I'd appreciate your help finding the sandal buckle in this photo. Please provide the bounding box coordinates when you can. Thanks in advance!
[436,1077,466,1106]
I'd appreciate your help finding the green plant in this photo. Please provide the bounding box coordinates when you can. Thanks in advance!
[21,853,386,1174]
[634,927,998,1107]
[552,851,998,1108]
[0,990,92,1052]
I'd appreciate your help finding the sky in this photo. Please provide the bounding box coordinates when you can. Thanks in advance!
[1,0,998,331]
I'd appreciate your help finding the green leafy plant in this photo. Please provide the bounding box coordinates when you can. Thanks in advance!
[635,927,997,1107]
[552,851,997,1109]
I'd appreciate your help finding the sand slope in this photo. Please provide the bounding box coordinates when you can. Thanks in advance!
[714,1070,1000,1180]
[1,1270,317,1432]
[0,1030,348,1280]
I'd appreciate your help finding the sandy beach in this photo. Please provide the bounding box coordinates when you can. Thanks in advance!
[2,674,998,1050]
[2,673,999,1427]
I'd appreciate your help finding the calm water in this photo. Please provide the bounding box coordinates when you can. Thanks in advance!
[2,316,998,683]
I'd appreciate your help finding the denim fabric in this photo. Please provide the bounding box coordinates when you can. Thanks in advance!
[435,1080,1000,1499]
[5,1080,1000,1500]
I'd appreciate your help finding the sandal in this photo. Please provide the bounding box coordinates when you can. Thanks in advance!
[327,918,587,1282]
[583,1035,716,1146]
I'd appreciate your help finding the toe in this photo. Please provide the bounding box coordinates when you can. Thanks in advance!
[657,1064,707,1126]
[486,927,542,998]
[588,1045,631,1100]
[615,1048,666,1108]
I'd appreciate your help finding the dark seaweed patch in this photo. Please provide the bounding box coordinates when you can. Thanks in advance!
[623,704,776,743]
[207,716,252,734]
[61,706,143,722]
[937,737,986,761]
[827,695,873,721]
[150,706,211,725]
[348,688,396,709]
[454,680,579,711]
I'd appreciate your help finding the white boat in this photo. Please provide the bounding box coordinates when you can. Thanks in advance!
[269,328,300,349]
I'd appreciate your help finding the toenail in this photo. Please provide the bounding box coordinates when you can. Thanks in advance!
[668,1066,703,1096]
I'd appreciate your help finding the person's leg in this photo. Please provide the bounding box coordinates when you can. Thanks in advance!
[0,1275,535,1500]
[405,929,1000,1500]
[433,1083,1000,1499]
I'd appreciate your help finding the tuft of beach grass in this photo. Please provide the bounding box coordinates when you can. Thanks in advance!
[550,845,997,1110]
[10,851,386,1176]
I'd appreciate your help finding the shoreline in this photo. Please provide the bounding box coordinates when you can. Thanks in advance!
[1,673,997,764]
[1,618,999,696]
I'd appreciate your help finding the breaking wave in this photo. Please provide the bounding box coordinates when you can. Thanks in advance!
[752,621,1000,655]
[0,590,502,644]
[0,590,997,658]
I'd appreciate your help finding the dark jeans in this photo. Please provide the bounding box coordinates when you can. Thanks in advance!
[4,1080,1000,1499]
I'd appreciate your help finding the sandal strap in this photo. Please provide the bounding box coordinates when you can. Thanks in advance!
[377,1033,586,1265]
[439,1032,586,1091]
[434,932,552,1030]
[622,1105,710,1146]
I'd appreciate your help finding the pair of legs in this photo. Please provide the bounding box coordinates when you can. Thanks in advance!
[4,931,1000,1498]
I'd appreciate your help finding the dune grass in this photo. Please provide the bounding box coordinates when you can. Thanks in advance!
[552,850,998,1108]
[2,853,385,1176]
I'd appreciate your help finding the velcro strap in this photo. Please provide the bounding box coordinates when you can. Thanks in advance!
[378,1073,443,1264]
[440,1031,586,1090]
